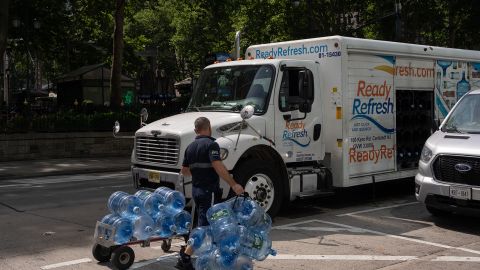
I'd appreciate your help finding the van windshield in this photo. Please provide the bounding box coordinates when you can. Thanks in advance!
[187,65,275,114]
[442,94,480,134]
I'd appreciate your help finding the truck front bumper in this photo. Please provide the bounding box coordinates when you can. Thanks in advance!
[131,165,192,198]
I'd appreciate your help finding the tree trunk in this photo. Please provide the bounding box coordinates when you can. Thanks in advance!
[110,0,125,108]
[0,0,10,105]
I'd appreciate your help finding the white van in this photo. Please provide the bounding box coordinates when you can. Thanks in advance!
[416,89,480,216]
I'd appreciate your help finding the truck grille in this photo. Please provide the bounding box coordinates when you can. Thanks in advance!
[135,136,180,165]
[433,155,480,186]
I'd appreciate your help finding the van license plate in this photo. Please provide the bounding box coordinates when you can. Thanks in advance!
[148,172,160,183]
[449,186,471,200]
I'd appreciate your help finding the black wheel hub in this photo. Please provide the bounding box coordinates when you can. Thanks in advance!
[256,187,267,201]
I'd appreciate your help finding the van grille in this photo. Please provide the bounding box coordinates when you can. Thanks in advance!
[433,155,480,186]
[135,136,180,165]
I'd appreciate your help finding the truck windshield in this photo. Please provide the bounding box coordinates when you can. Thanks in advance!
[442,94,480,134]
[187,64,275,114]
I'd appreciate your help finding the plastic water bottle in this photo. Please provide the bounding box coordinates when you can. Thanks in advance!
[195,251,218,270]
[239,226,276,261]
[252,212,272,233]
[100,214,133,244]
[153,209,176,237]
[232,255,254,270]
[207,202,236,226]
[134,190,165,218]
[154,187,185,212]
[212,222,240,255]
[130,214,154,240]
[174,210,192,235]
[231,197,264,227]
[108,191,142,217]
[216,247,238,268]
[187,226,214,255]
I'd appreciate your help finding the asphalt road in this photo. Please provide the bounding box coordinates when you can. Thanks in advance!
[1,172,480,270]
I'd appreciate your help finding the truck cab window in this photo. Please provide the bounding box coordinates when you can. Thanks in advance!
[279,68,314,112]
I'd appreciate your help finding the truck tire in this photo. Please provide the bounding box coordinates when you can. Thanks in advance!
[234,159,283,217]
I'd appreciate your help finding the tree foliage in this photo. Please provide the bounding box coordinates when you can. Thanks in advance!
[3,0,480,92]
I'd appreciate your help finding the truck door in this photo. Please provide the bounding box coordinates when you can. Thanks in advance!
[275,60,324,163]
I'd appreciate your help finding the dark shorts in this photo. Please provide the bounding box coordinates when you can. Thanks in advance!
[192,185,222,227]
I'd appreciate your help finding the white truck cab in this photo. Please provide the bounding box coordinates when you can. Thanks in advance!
[129,36,480,217]
[416,89,480,216]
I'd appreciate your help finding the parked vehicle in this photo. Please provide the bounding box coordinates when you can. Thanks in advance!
[124,36,480,217]
[416,89,480,216]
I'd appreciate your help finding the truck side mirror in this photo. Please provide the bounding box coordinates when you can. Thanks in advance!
[140,108,148,126]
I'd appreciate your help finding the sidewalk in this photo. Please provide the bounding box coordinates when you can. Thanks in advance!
[0,156,131,180]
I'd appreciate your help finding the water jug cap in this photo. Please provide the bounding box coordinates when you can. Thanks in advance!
[145,226,153,233]
[133,206,141,214]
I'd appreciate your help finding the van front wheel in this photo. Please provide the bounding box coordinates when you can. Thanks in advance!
[234,159,283,218]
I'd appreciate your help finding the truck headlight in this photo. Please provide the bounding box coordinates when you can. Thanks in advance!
[220,148,229,160]
[420,145,433,163]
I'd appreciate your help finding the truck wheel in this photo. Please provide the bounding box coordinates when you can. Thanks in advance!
[111,245,135,270]
[234,159,283,217]
[92,244,111,262]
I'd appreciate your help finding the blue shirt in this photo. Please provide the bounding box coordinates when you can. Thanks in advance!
[182,135,221,189]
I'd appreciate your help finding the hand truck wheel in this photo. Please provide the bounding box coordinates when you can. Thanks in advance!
[111,245,135,270]
[161,239,172,252]
[92,243,112,263]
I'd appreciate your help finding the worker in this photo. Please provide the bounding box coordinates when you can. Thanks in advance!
[176,116,244,270]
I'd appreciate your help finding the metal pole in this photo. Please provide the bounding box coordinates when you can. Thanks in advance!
[235,31,241,59]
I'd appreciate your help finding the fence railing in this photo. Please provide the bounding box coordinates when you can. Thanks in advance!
[0,101,186,134]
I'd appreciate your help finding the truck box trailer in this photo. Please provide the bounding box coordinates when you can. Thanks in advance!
[129,36,480,217]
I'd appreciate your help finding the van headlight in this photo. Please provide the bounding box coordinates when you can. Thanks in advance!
[420,145,433,163]
[219,148,229,160]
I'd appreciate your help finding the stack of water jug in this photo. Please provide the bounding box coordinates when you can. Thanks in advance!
[189,196,276,270]
[100,187,191,244]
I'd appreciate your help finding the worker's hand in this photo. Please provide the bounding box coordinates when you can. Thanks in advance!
[232,183,244,195]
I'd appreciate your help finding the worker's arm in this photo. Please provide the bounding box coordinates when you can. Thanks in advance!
[212,160,244,195]
[181,166,191,176]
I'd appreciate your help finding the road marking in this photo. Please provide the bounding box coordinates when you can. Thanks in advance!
[268,254,417,261]
[275,226,366,233]
[130,253,178,269]
[383,216,435,225]
[40,258,92,269]
[337,202,419,216]
[433,256,480,262]
[0,183,31,188]
[273,219,319,229]
[10,172,130,185]
[314,219,480,255]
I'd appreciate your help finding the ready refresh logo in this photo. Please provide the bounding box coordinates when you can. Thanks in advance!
[282,121,311,147]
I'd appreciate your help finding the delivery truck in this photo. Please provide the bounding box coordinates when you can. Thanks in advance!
[126,36,480,217]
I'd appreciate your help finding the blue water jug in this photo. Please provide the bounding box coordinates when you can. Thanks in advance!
[130,214,154,240]
[232,255,254,270]
[231,197,265,227]
[153,209,176,237]
[207,202,236,226]
[174,210,192,235]
[252,212,272,233]
[154,187,185,212]
[195,251,218,270]
[134,190,165,218]
[216,247,238,268]
[188,226,214,256]
[212,222,240,255]
[108,191,143,217]
[239,226,276,261]
[100,214,133,244]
